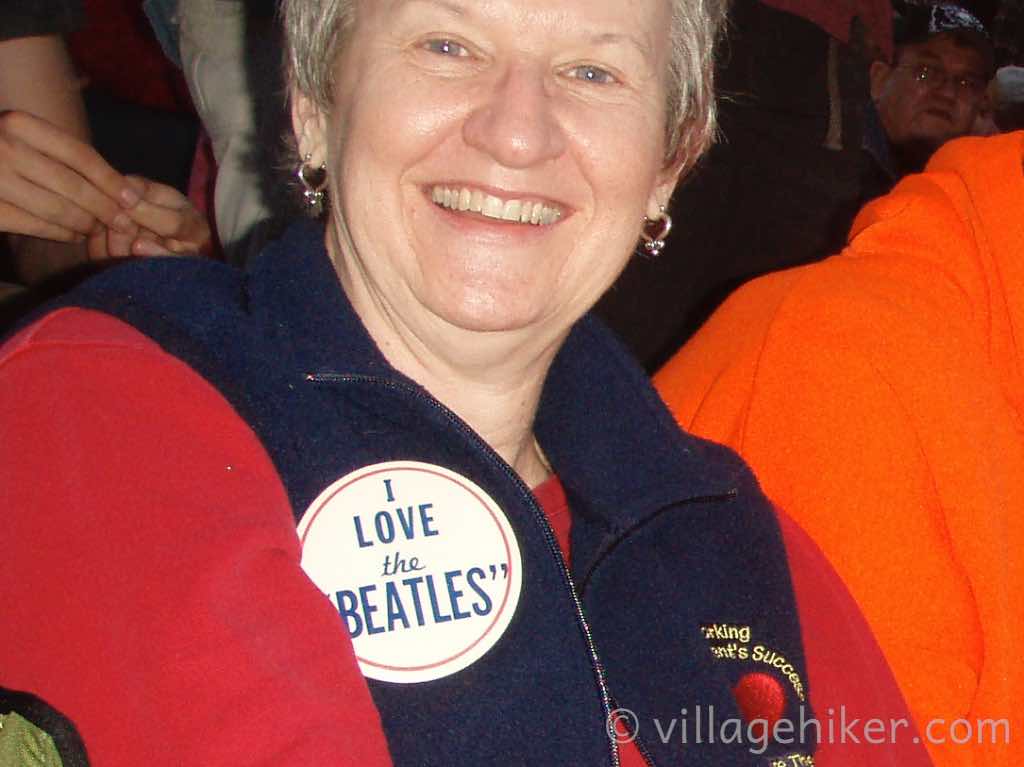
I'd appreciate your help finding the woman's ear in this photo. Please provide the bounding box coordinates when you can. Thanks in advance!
[646,161,683,221]
[655,122,706,210]
[290,88,329,167]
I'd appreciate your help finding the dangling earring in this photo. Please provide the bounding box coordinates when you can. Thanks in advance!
[640,206,672,256]
[297,153,328,217]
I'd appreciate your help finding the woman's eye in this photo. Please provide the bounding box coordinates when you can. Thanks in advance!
[567,65,617,85]
[424,39,468,57]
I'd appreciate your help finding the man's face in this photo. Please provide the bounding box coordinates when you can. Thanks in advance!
[871,33,989,152]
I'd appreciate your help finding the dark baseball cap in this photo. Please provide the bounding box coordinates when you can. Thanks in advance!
[892,2,994,69]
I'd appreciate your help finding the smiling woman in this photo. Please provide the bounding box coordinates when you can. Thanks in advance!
[0,0,912,765]
[293,1,682,398]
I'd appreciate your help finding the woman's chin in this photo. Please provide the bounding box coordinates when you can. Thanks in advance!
[426,285,556,336]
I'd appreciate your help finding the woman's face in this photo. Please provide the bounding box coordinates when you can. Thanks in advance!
[297,0,679,340]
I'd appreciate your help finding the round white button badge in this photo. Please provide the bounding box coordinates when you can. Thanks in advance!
[297,461,524,684]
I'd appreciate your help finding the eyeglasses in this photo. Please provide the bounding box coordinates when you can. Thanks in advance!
[896,63,988,98]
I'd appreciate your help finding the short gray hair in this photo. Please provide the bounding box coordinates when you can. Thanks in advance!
[282,0,727,170]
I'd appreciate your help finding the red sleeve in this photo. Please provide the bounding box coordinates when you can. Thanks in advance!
[777,508,933,767]
[0,308,392,766]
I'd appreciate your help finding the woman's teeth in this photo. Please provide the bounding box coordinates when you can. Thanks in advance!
[431,186,562,225]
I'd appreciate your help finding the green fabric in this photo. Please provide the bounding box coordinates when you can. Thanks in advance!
[0,712,64,767]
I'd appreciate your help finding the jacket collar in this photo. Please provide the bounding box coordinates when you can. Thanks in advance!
[248,220,743,528]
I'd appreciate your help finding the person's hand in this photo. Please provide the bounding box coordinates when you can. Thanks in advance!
[0,110,211,263]
[89,176,212,259]
[0,110,133,247]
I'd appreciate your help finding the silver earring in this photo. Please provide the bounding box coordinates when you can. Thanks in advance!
[297,153,328,217]
[640,206,672,256]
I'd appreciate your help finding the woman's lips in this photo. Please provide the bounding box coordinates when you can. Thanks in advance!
[430,185,563,225]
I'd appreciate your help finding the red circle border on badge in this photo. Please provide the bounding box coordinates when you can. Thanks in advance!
[300,463,518,673]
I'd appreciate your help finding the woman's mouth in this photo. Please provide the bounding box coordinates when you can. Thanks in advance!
[430,185,563,226]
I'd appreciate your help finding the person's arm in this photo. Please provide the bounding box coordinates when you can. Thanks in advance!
[0,308,392,766]
[656,135,1024,767]
[0,36,210,284]
[0,34,88,140]
[774,507,932,766]
[0,34,96,282]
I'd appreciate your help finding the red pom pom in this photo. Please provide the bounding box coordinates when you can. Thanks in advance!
[733,672,786,740]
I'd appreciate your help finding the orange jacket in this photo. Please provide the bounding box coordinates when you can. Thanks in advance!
[656,132,1024,767]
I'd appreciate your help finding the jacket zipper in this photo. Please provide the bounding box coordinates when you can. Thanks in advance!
[306,371,621,767]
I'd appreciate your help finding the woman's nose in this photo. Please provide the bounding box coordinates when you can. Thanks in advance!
[462,64,567,169]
